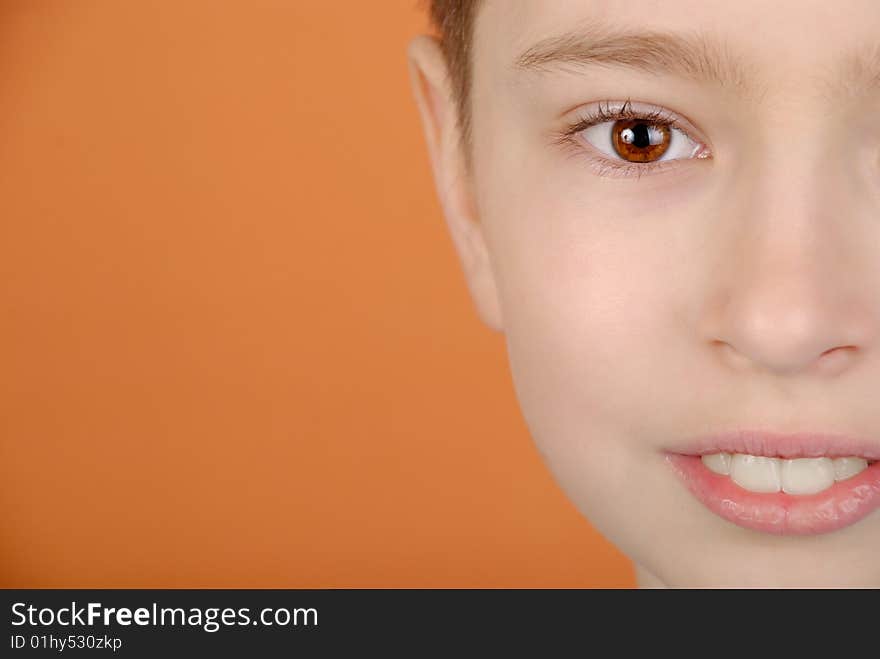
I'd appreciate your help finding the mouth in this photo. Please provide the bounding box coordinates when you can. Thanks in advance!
[665,429,880,535]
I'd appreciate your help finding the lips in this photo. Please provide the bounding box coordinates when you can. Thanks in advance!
[666,430,880,535]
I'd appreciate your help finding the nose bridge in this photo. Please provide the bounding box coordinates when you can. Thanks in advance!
[742,131,838,270]
[705,118,879,376]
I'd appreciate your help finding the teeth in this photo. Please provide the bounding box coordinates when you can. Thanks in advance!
[701,452,731,475]
[780,457,834,495]
[700,453,872,495]
[730,454,781,493]
[833,457,868,481]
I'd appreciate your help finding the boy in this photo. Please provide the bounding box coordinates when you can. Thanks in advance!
[407,0,880,587]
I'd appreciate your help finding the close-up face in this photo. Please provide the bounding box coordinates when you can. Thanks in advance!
[410,0,880,587]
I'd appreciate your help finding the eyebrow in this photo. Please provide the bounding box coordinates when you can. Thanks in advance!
[513,24,880,102]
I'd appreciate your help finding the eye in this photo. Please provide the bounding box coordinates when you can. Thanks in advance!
[581,116,703,163]
[556,100,710,177]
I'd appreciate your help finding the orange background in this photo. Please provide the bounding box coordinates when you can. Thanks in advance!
[0,0,633,587]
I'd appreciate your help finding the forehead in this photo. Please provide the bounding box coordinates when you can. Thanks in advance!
[474,0,880,101]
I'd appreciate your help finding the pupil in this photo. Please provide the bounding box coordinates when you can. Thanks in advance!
[631,123,651,148]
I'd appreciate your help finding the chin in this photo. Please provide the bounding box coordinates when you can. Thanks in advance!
[634,537,880,588]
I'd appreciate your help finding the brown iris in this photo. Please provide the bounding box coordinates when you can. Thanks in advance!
[611,119,671,163]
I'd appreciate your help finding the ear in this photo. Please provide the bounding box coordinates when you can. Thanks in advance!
[406,34,503,333]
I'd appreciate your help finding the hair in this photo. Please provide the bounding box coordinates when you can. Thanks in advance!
[427,0,482,157]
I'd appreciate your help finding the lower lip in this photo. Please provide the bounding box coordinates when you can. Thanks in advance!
[666,454,880,535]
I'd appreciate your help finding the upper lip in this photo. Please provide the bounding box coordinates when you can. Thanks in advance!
[671,429,880,461]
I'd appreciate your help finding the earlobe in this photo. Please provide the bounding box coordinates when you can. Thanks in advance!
[406,35,504,334]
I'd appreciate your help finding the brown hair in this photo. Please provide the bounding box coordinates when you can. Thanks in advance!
[428,0,481,155]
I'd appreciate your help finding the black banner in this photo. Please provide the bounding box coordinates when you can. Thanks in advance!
[0,588,872,655]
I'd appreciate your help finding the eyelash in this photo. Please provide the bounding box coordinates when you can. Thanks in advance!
[553,98,707,179]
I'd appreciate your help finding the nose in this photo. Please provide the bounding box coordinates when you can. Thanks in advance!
[703,151,880,378]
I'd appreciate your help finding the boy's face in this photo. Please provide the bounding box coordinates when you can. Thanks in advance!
[410,0,880,586]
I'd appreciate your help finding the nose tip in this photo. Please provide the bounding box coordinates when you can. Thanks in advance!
[711,281,874,378]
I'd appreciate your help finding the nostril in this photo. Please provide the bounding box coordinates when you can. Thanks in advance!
[815,345,856,375]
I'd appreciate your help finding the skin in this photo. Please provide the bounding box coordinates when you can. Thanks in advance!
[407,0,880,587]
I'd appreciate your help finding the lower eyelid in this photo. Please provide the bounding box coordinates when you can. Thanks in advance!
[586,157,686,180]
[567,140,709,180]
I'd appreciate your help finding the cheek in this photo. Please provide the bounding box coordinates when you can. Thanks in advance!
[485,186,674,452]
[488,199,684,544]
[473,114,703,518]
[476,143,715,564]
